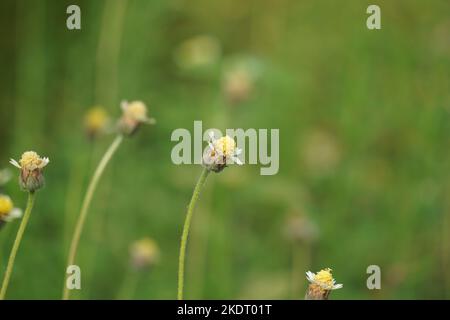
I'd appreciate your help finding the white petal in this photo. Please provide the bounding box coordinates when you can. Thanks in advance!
[9,159,21,169]
[333,284,343,290]
[42,157,50,167]
[120,100,128,111]
[4,208,23,222]
[305,271,315,283]
[235,148,242,155]
[233,156,243,165]
[208,131,215,141]
[144,117,156,125]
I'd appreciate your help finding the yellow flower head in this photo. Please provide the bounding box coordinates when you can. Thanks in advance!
[13,151,49,171]
[315,269,334,286]
[0,194,22,222]
[84,106,109,138]
[118,100,155,136]
[130,237,160,270]
[202,132,242,173]
[306,268,342,291]
[214,136,236,158]
[0,195,13,217]
[10,151,49,192]
[122,101,148,122]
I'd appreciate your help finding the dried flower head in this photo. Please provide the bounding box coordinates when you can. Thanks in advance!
[0,168,12,187]
[0,194,22,225]
[202,132,242,173]
[129,237,160,270]
[10,151,49,192]
[84,106,110,139]
[305,268,342,300]
[118,100,155,136]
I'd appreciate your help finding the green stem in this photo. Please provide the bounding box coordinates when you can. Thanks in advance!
[63,134,123,300]
[0,192,36,300]
[178,168,210,300]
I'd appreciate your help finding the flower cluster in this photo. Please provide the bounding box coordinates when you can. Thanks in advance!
[202,132,242,173]
[10,151,49,192]
[305,268,342,300]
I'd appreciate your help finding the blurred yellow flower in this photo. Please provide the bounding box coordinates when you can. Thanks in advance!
[0,195,22,222]
[129,237,160,270]
[202,133,242,173]
[118,100,155,136]
[84,106,109,139]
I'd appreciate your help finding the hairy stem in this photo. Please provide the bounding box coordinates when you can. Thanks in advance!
[63,134,123,300]
[0,192,36,299]
[178,168,210,300]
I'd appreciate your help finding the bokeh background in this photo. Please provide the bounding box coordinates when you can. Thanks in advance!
[0,0,449,299]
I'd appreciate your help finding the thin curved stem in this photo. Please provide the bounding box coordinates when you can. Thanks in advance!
[0,192,36,300]
[63,134,123,300]
[178,168,210,300]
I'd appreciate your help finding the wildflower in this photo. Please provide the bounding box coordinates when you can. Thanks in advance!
[10,151,49,192]
[84,106,110,139]
[0,168,12,187]
[174,35,221,69]
[118,100,156,136]
[202,132,242,173]
[0,195,22,226]
[129,238,160,271]
[305,268,342,300]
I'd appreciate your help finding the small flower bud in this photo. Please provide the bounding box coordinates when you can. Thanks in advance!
[10,151,49,192]
[118,100,155,136]
[129,237,160,271]
[202,133,243,173]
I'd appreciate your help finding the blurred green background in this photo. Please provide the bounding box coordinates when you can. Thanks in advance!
[0,0,449,299]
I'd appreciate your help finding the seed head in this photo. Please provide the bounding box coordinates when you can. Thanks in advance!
[10,151,49,192]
